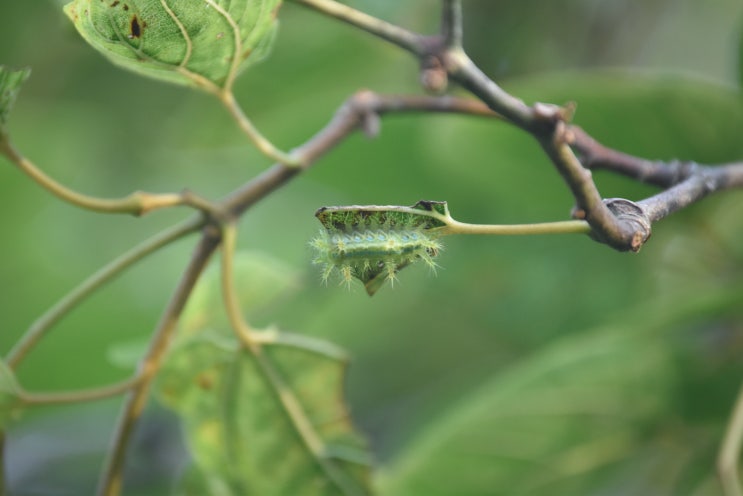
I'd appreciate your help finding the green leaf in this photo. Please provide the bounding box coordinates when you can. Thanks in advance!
[156,329,372,495]
[0,359,22,427]
[0,66,30,131]
[63,0,282,91]
[378,327,680,496]
[738,16,743,87]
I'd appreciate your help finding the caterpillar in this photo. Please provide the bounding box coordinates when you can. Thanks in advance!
[310,201,448,296]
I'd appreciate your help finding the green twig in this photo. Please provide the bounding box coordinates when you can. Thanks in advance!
[219,223,365,496]
[18,377,141,406]
[5,216,203,370]
[0,138,209,216]
[219,222,259,350]
[218,91,301,167]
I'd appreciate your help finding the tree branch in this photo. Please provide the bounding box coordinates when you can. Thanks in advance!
[220,91,501,217]
[567,125,698,188]
[96,228,221,496]
[289,0,425,55]
[441,0,464,49]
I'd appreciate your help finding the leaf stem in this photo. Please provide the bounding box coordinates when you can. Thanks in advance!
[219,223,259,350]
[0,137,209,216]
[219,223,366,496]
[719,380,743,496]
[5,216,203,370]
[440,218,591,236]
[219,91,301,167]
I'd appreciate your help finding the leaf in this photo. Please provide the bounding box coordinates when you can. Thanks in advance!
[738,15,743,87]
[156,329,372,495]
[63,0,282,91]
[0,65,30,132]
[378,327,681,496]
[0,359,22,427]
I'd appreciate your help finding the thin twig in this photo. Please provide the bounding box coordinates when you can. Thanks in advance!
[219,223,366,496]
[96,229,221,496]
[219,223,259,351]
[218,90,301,166]
[290,0,425,55]
[5,216,203,370]
[18,377,141,406]
[0,138,211,216]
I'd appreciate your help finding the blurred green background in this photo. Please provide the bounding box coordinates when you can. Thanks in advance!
[1,0,743,494]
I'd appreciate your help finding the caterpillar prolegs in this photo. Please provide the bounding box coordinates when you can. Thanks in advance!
[310,201,448,296]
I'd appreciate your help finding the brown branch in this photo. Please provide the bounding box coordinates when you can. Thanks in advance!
[567,125,698,188]
[220,91,500,217]
[441,0,463,49]
[568,123,743,223]
[96,227,221,496]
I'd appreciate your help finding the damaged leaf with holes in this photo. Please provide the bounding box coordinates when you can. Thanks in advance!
[63,0,282,91]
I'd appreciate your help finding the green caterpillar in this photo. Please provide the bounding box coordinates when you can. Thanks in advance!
[310,201,446,296]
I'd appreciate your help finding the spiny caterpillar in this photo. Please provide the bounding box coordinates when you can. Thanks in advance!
[311,201,449,296]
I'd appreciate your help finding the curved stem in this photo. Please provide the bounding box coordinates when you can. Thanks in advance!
[440,218,591,236]
[290,0,425,55]
[5,216,203,370]
[719,380,743,496]
[0,138,205,216]
[97,230,221,496]
[219,91,301,167]
[219,222,258,350]
[18,376,141,406]
[218,223,365,495]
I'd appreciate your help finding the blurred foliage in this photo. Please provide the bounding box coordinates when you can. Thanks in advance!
[0,0,742,495]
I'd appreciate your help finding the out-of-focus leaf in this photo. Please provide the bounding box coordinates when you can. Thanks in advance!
[63,0,281,91]
[377,325,683,496]
[0,359,22,427]
[738,16,743,86]
[156,329,372,495]
[0,65,30,131]
[181,250,299,336]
